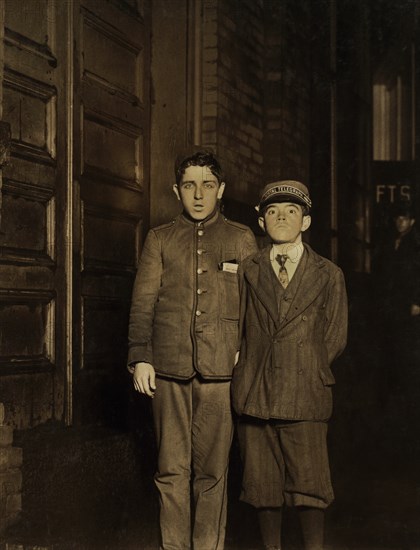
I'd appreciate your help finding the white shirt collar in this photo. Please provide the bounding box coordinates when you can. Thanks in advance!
[271,242,304,264]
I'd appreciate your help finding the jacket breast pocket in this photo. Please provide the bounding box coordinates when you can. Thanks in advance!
[217,271,240,319]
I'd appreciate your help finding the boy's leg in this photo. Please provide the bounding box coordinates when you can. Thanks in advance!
[278,421,333,550]
[258,507,282,550]
[191,376,234,550]
[298,506,325,550]
[152,377,193,550]
[237,416,285,508]
[237,417,285,549]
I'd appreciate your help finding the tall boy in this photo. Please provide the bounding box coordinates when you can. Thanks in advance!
[127,149,257,549]
[231,181,348,550]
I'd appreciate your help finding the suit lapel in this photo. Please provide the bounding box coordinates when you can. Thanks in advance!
[244,247,281,326]
[279,245,328,329]
[244,244,330,330]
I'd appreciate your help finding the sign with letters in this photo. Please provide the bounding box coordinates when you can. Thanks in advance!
[372,161,418,245]
[375,183,411,204]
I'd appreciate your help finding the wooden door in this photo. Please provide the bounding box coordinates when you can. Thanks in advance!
[72,0,150,426]
[0,0,150,429]
[0,0,70,428]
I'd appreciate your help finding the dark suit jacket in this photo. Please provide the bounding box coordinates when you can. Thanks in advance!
[231,244,348,421]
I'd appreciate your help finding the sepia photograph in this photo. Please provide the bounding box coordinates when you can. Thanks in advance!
[0,0,419,548]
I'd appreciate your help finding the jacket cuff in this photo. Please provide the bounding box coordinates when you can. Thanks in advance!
[127,343,153,367]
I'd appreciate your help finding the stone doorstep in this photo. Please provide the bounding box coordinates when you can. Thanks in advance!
[1,472,23,521]
[0,426,14,448]
[5,493,22,515]
[0,470,23,495]
[0,448,23,472]
[0,405,23,538]
[0,509,21,528]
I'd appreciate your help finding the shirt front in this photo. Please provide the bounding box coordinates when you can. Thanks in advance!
[270,242,304,282]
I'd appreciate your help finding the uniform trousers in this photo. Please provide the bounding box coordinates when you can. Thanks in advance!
[237,417,334,510]
[152,375,233,550]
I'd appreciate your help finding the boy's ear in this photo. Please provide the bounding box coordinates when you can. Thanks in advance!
[217,181,226,200]
[173,184,181,201]
[301,215,311,232]
[258,216,266,232]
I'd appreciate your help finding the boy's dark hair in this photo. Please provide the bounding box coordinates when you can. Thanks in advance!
[175,148,224,185]
[392,201,416,219]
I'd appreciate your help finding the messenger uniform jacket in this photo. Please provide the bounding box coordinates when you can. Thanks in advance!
[128,210,258,380]
[231,244,348,421]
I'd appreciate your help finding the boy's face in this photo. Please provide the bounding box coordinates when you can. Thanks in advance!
[395,215,415,237]
[259,202,311,243]
[173,165,225,221]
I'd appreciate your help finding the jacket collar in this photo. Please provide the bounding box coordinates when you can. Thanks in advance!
[245,244,329,329]
[180,208,220,227]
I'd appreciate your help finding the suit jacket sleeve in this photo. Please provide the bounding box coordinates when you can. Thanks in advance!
[325,267,348,365]
[127,229,162,368]
[236,231,258,351]
[240,228,259,261]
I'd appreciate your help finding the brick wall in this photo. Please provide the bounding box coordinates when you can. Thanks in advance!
[201,0,314,206]
[202,0,265,204]
[263,0,312,184]
[0,403,22,534]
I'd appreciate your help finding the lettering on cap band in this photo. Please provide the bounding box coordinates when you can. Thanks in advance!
[261,184,312,209]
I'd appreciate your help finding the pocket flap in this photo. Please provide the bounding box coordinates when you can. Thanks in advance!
[319,368,336,386]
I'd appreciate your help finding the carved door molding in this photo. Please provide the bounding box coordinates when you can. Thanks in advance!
[0,0,150,429]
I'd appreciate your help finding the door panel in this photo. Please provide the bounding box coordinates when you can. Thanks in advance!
[73,0,149,426]
[0,0,150,429]
[0,0,69,428]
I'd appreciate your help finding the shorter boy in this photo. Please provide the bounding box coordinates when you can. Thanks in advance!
[231,181,348,550]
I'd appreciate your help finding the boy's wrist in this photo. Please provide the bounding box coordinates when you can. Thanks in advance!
[128,361,152,374]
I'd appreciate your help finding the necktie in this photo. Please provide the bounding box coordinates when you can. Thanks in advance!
[276,254,289,288]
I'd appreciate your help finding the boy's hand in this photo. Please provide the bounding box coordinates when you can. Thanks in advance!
[133,362,156,397]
